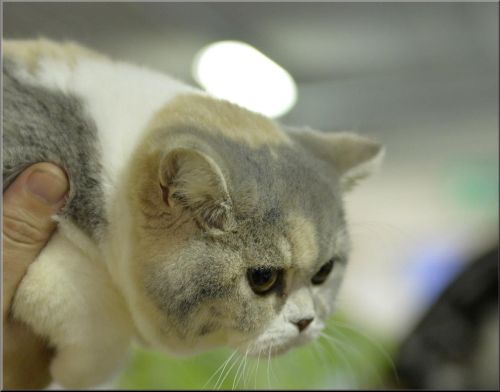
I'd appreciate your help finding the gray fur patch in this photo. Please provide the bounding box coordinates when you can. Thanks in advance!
[144,242,238,334]
[2,60,105,237]
[143,125,349,338]
[163,127,345,262]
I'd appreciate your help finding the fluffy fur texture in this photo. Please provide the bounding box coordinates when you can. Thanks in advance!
[3,39,384,388]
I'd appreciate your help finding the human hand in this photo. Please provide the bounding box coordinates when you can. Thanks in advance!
[2,163,69,389]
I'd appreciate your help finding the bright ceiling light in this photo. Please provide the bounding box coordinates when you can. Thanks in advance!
[192,41,297,118]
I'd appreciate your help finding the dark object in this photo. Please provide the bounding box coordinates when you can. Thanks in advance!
[394,246,499,389]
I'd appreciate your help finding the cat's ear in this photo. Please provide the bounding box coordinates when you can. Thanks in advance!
[289,128,384,191]
[159,148,235,233]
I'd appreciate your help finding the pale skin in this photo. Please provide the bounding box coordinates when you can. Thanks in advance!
[2,163,69,389]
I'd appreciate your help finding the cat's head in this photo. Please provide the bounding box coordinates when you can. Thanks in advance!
[123,94,384,357]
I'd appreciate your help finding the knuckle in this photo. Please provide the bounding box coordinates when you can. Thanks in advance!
[2,213,49,247]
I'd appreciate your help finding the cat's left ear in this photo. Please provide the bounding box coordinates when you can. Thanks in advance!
[288,128,385,191]
[159,147,236,234]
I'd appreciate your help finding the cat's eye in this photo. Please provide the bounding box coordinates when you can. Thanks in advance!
[247,267,282,295]
[311,258,336,285]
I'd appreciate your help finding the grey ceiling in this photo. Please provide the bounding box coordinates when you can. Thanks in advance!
[3,2,499,155]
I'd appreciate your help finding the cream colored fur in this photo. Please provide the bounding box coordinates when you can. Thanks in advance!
[12,229,133,387]
[7,39,201,387]
[6,39,383,388]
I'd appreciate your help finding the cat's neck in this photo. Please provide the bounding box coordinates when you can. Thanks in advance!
[27,53,202,201]
[66,58,203,342]
[21,54,202,290]
[67,57,202,201]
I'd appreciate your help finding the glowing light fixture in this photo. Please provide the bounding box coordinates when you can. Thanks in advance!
[193,41,297,118]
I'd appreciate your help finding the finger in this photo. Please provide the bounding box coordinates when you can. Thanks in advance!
[3,320,54,389]
[3,163,69,316]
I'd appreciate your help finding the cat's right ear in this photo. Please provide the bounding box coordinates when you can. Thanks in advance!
[288,127,385,191]
[158,148,236,234]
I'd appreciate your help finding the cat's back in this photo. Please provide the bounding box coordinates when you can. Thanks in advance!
[3,51,106,237]
[3,38,198,238]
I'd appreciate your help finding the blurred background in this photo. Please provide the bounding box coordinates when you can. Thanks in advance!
[4,2,498,389]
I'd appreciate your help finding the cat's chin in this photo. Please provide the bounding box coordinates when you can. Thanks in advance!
[232,331,318,358]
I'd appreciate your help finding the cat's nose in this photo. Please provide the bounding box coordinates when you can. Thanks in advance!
[294,317,314,332]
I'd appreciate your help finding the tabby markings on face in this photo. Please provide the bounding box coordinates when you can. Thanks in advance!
[122,92,381,356]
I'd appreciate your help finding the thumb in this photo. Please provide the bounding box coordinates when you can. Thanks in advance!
[3,163,69,314]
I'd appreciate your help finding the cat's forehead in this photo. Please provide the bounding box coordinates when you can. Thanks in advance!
[284,213,323,269]
[228,146,347,268]
[234,207,347,271]
[149,93,292,149]
[147,93,349,264]
[214,168,347,270]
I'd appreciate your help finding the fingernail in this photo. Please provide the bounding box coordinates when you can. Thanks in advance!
[26,167,69,205]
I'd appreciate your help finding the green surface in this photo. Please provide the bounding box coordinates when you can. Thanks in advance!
[444,158,498,215]
[117,313,396,390]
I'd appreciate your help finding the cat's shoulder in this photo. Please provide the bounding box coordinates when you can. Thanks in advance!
[4,38,107,73]
[4,38,196,105]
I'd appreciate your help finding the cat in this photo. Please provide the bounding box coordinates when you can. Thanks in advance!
[3,38,384,388]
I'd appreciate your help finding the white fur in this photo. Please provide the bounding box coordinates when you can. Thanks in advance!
[11,54,204,387]
[233,261,346,357]
[24,55,202,211]
[10,51,352,387]
[242,287,318,357]
[12,230,133,388]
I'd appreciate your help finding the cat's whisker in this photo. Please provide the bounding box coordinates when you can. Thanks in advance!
[329,325,384,387]
[310,340,329,375]
[328,320,400,385]
[219,353,242,390]
[210,354,233,390]
[240,344,251,388]
[231,354,245,390]
[268,348,279,385]
[320,331,358,388]
[254,348,262,390]
[347,221,409,254]
[245,347,253,388]
[203,350,237,390]
[320,333,354,377]
[348,220,408,239]
[246,357,255,390]
[230,357,240,390]
[316,337,346,387]
[232,354,244,390]
[241,344,257,390]
[233,344,250,389]
[214,350,240,390]
[266,343,273,389]
[325,329,381,388]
